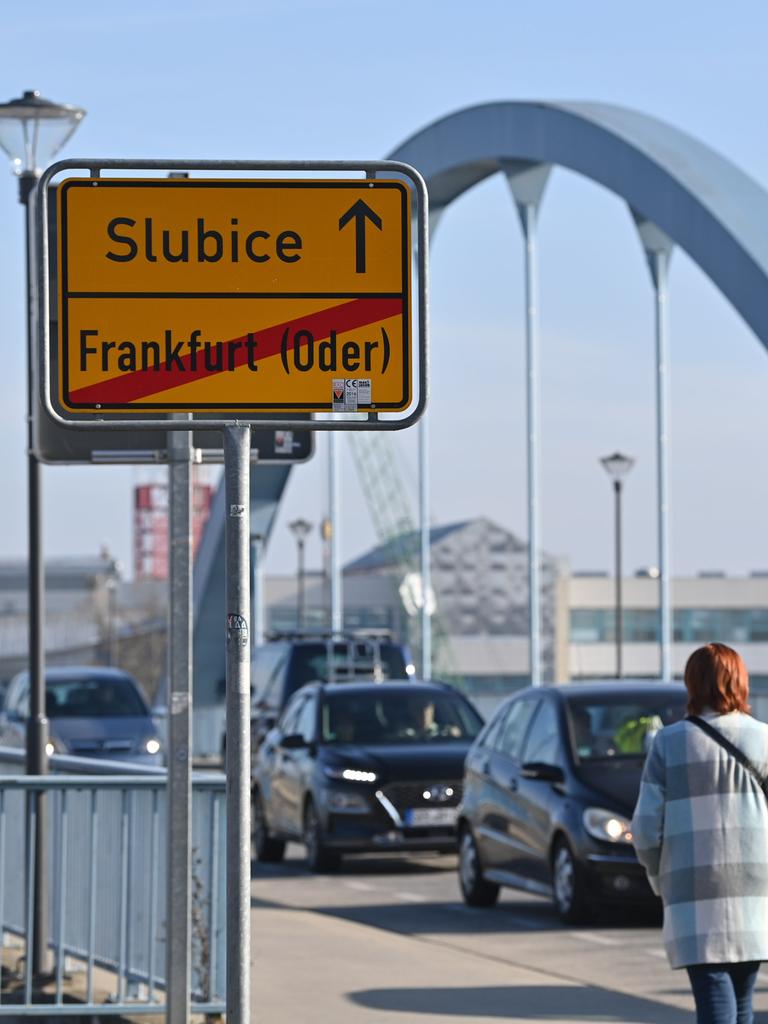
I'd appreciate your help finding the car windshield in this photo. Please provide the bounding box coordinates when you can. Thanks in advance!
[46,676,148,718]
[321,690,483,745]
[565,692,686,760]
[291,641,408,689]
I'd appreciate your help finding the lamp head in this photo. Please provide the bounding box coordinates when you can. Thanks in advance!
[600,451,635,481]
[0,90,85,180]
[289,518,313,542]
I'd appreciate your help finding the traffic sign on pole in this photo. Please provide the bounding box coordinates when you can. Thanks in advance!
[35,158,427,1024]
[55,178,412,415]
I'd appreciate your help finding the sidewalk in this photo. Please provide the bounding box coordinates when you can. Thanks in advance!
[250,903,693,1024]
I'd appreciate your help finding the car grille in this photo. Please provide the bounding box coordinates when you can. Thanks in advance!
[70,739,134,756]
[380,780,463,813]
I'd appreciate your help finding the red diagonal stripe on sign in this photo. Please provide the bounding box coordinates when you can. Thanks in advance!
[67,296,402,405]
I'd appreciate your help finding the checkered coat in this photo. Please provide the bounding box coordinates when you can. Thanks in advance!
[631,711,768,968]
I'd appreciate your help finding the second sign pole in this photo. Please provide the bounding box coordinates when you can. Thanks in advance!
[224,423,252,1024]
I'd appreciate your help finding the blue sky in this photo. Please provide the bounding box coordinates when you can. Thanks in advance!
[1,0,767,579]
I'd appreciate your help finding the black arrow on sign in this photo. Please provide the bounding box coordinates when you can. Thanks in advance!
[339,200,382,273]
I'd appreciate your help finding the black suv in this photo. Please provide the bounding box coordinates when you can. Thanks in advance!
[252,680,483,870]
[250,632,413,748]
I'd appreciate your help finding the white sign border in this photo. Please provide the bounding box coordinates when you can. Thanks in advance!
[36,158,428,434]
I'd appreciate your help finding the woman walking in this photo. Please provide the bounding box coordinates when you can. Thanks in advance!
[632,642,768,1024]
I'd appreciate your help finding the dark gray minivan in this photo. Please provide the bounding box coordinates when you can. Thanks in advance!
[457,681,687,922]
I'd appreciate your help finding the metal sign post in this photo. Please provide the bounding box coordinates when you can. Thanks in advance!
[166,420,193,1024]
[36,157,428,1024]
[223,424,252,1024]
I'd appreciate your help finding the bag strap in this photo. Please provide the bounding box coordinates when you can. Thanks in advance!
[687,715,768,796]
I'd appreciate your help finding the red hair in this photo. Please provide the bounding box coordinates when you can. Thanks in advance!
[684,643,750,716]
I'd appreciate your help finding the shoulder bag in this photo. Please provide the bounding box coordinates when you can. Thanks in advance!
[687,715,768,798]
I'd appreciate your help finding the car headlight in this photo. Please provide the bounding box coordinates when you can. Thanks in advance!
[323,766,378,783]
[143,737,162,756]
[583,807,633,844]
[325,789,371,813]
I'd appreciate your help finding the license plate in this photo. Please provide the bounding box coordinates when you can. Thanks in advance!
[404,807,458,827]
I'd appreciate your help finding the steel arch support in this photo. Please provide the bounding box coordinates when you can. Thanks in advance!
[505,162,551,687]
[633,213,675,682]
[387,101,768,686]
[388,100,768,351]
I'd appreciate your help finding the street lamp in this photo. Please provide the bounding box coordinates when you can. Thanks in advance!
[104,576,118,667]
[250,531,265,650]
[289,518,312,631]
[0,90,85,199]
[600,452,635,678]
[0,90,85,979]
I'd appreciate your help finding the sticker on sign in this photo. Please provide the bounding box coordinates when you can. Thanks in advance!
[332,378,372,412]
[55,178,413,415]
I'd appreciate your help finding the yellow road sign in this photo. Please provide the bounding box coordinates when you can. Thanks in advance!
[57,178,412,413]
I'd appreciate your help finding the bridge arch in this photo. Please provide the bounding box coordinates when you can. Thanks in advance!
[386,101,768,684]
[388,101,768,348]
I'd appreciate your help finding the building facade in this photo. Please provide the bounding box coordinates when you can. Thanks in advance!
[262,523,768,719]
[568,572,768,680]
[266,518,564,692]
[12,521,768,724]
[0,556,166,699]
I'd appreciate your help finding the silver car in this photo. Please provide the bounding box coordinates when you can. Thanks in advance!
[0,666,163,766]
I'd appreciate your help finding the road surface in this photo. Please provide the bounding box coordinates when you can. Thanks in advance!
[249,846,768,1023]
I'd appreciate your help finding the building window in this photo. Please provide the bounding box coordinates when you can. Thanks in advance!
[571,608,768,644]
[267,605,395,634]
[571,609,614,643]
[343,607,394,630]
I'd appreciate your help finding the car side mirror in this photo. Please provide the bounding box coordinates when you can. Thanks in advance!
[522,761,565,784]
[280,733,309,750]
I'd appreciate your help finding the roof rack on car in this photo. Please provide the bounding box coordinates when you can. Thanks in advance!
[329,635,387,683]
[265,629,394,643]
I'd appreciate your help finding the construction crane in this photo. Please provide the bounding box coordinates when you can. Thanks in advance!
[347,431,458,679]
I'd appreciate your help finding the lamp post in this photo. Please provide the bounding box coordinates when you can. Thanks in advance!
[105,575,118,667]
[289,518,312,631]
[600,451,635,679]
[250,531,265,650]
[0,90,85,979]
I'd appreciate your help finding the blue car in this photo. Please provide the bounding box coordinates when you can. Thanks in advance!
[0,666,163,766]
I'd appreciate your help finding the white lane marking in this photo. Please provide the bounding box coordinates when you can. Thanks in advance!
[394,891,427,903]
[645,948,667,958]
[344,880,374,892]
[569,931,619,946]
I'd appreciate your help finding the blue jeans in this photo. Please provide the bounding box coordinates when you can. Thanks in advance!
[685,962,761,1024]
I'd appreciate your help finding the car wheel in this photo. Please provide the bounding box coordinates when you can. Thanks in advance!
[303,799,340,873]
[551,837,590,924]
[252,791,285,863]
[458,828,499,907]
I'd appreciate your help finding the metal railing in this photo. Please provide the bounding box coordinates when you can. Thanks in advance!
[0,748,225,1016]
